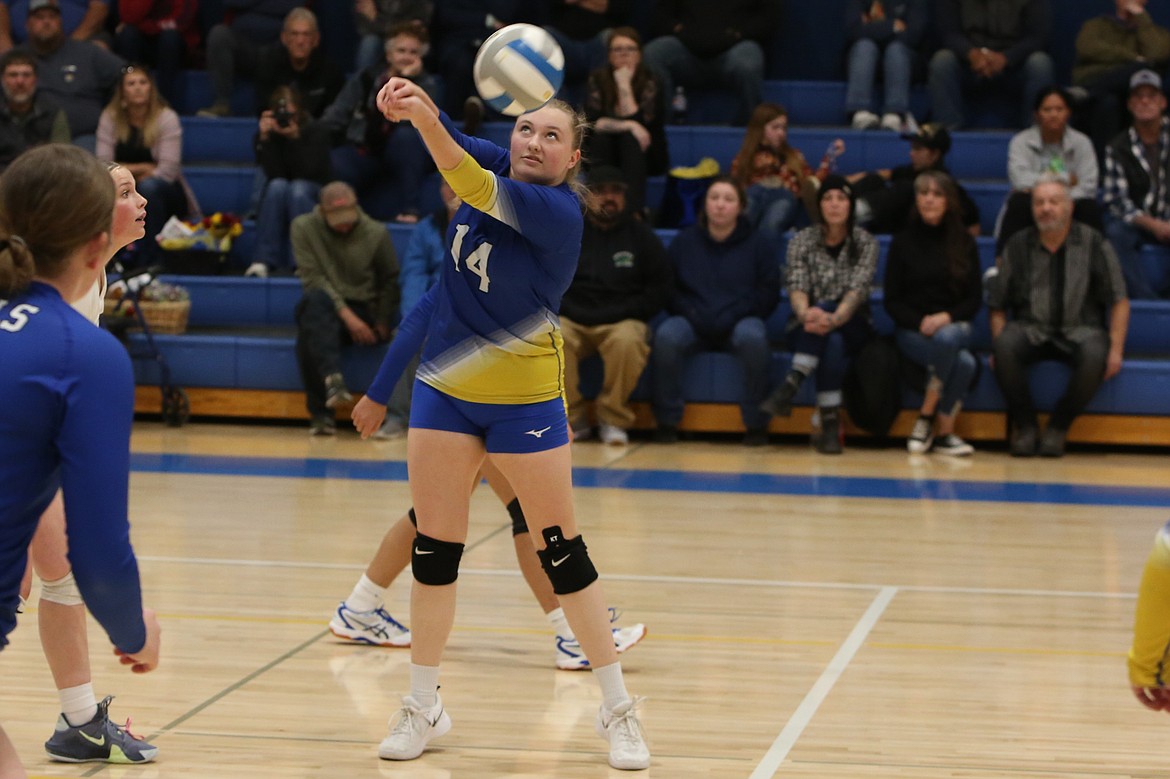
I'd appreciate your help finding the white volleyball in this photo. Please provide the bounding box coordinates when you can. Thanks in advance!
[473,23,565,116]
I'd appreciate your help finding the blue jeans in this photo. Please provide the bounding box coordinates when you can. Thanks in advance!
[255,178,320,271]
[845,38,912,115]
[746,185,800,239]
[544,26,607,85]
[354,34,384,75]
[1104,215,1163,299]
[785,302,873,395]
[652,315,771,430]
[894,323,976,415]
[642,35,764,125]
[329,126,432,219]
[927,48,1054,129]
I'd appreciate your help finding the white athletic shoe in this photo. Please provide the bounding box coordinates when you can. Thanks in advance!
[378,695,451,761]
[555,623,648,671]
[598,424,629,446]
[596,697,650,770]
[329,602,411,647]
[906,416,934,454]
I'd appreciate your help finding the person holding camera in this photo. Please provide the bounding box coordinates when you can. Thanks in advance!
[95,61,198,267]
[250,84,332,277]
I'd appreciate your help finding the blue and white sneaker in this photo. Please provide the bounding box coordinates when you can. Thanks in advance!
[44,696,158,764]
[329,601,411,647]
[556,619,648,671]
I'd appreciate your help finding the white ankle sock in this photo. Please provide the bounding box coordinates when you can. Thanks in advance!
[409,663,441,710]
[592,661,630,711]
[346,574,386,613]
[60,683,97,727]
[547,607,574,640]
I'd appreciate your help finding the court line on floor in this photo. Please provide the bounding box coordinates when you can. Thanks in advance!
[128,452,1170,507]
[751,586,898,778]
[136,555,1137,600]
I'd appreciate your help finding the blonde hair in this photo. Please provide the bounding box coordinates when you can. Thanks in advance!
[532,98,590,206]
[0,145,113,296]
[105,64,168,148]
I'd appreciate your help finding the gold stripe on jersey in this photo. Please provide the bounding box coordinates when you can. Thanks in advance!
[1129,522,1170,687]
[418,310,566,405]
[441,152,498,215]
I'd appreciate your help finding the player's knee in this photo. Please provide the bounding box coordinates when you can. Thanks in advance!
[507,498,528,536]
[40,570,82,606]
[536,526,598,595]
[411,532,464,586]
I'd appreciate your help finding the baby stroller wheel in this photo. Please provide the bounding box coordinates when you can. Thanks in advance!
[162,386,190,427]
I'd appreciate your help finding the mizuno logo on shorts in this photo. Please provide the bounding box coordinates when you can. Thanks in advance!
[525,426,552,438]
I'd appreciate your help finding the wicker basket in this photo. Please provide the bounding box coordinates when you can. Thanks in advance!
[104,298,191,335]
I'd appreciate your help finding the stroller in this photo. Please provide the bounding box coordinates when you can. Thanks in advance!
[103,263,190,427]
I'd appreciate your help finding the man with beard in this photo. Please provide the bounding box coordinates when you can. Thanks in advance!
[988,175,1130,458]
[561,165,672,445]
[16,0,121,150]
[0,48,67,169]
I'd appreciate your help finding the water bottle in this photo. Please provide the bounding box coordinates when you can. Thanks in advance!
[670,86,688,125]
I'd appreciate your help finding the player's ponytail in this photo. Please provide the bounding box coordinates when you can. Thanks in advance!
[546,98,591,207]
[0,144,113,296]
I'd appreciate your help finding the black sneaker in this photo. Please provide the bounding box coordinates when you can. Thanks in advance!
[933,433,974,457]
[742,428,769,447]
[760,377,799,418]
[906,416,934,454]
[814,409,843,455]
[652,425,678,444]
[324,373,352,409]
[1038,426,1067,458]
[1010,425,1038,457]
[45,696,158,764]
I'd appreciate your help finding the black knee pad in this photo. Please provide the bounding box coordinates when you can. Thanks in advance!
[506,498,528,536]
[536,526,598,595]
[412,531,464,586]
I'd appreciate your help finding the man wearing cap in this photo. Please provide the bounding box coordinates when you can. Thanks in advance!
[1073,0,1170,155]
[0,48,68,170]
[560,166,672,446]
[0,0,109,53]
[1102,68,1170,299]
[847,122,980,235]
[928,0,1054,129]
[291,181,400,435]
[15,0,121,151]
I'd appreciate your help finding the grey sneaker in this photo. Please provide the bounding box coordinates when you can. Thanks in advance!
[44,696,158,764]
[596,697,650,770]
[372,416,407,440]
[324,373,352,409]
[309,416,336,437]
[379,694,451,760]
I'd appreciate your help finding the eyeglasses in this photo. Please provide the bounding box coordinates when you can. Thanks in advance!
[609,45,638,54]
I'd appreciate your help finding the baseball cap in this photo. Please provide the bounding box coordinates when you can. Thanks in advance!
[589,165,628,189]
[28,0,61,14]
[901,122,951,155]
[1130,69,1163,94]
[320,184,359,229]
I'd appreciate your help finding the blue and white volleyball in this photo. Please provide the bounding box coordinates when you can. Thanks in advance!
[473,24,565,116]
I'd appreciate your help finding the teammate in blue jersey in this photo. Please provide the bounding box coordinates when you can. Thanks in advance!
[0,145,161,779]
[348,77,650,770]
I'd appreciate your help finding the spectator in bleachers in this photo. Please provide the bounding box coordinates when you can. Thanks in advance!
[322,20,437,222]
[248,84,330,278]
[254,8,342,120]
[928,0,1054,130]
[114,0,200,105]
[988,175,1129,457]
[373,177,459,440]
[19,0,122,150]
[582,26,667,218]
[1103,69,1170,299]
[848,122,981,235]
[292,180,400,436]
[96,62,198,266]
[196,0,302,118]
[845,0,928,132]
[731,102,844,241]
[760,175,878,455]
[1073,0,1170,157]
[0,0,110,52]
[354,0,432,74]
[428,0,534,118]
[652,176,778,446]
[884,170,981,456]
[562,165,672,446]
[0,48,68,170]
[997,86,1101,257]
[539,0,632,102]
[642,0,781,127]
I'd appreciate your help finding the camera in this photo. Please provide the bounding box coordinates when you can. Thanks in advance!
[274,99,293,128]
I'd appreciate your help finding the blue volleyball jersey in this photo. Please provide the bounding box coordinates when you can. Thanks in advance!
[0,282,145,653]
[418,115,584,405]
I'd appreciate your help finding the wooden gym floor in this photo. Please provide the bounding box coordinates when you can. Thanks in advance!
[4,421,1170,778]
